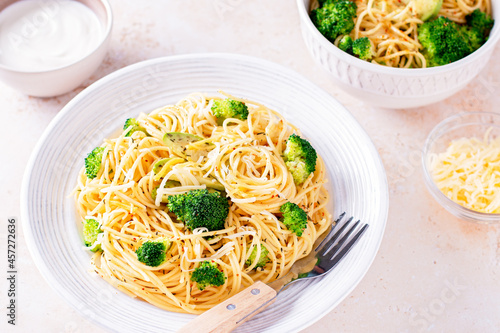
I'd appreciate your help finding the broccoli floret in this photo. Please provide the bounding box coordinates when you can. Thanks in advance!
[283,134,317,185]
[167,189,229,231]
[245,244,270,268]
[136,238,172,267]
[83,219,103,252]
[123,118,149,137]
[317,0,330,6]
[211,99,249,125]
[460,25,484,50]
[85,147,105,179]
[418,16,474,67]
[352,37,373,60]
[311,0,357,42]
[458,10,494,53]
[191,261,226,290]
[338,35,353,53]
[280,202,308,237]
[466,9,494,37]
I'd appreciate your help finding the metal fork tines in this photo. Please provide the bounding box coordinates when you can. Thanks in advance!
[268,212,369,291]
[237,213,368,325]
[311,213,369,276]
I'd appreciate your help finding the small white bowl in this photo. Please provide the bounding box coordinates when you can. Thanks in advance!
[0,0,112,97]
[296,0,500,109]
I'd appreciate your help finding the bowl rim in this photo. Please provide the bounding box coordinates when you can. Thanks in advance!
[296,0,500,76]
[0,0,113,74]
[422,111,500,224]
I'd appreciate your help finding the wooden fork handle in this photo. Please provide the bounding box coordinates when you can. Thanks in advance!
[178,281,277,333]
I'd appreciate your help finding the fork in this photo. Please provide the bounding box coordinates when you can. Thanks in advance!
[178,213,368,333]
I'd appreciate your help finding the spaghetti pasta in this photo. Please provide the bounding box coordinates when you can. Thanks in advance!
[74,92,331,314]
[439,0,490,24]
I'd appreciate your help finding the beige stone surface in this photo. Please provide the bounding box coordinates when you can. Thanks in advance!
[1,0,499,332]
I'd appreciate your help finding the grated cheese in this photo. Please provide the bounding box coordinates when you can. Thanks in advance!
[194,243,202,257]
[223,229,257,239]
[192,227,209,234]
[231,197,257,203]
[430,131,500,213]
[182,241,235,263]
[100,181,135,193]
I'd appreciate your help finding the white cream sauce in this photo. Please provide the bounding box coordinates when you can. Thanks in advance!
[0,0,103,71]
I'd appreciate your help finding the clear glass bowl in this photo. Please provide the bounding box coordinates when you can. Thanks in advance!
[422,112,500,224]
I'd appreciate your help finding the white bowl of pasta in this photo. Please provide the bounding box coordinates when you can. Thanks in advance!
[297,0,500,109]
[21,54,388,332]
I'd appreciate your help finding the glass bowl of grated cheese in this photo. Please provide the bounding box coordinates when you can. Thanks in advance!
[423,112,500,224]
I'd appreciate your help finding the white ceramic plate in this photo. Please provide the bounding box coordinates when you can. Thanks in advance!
[21,54,388,332]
